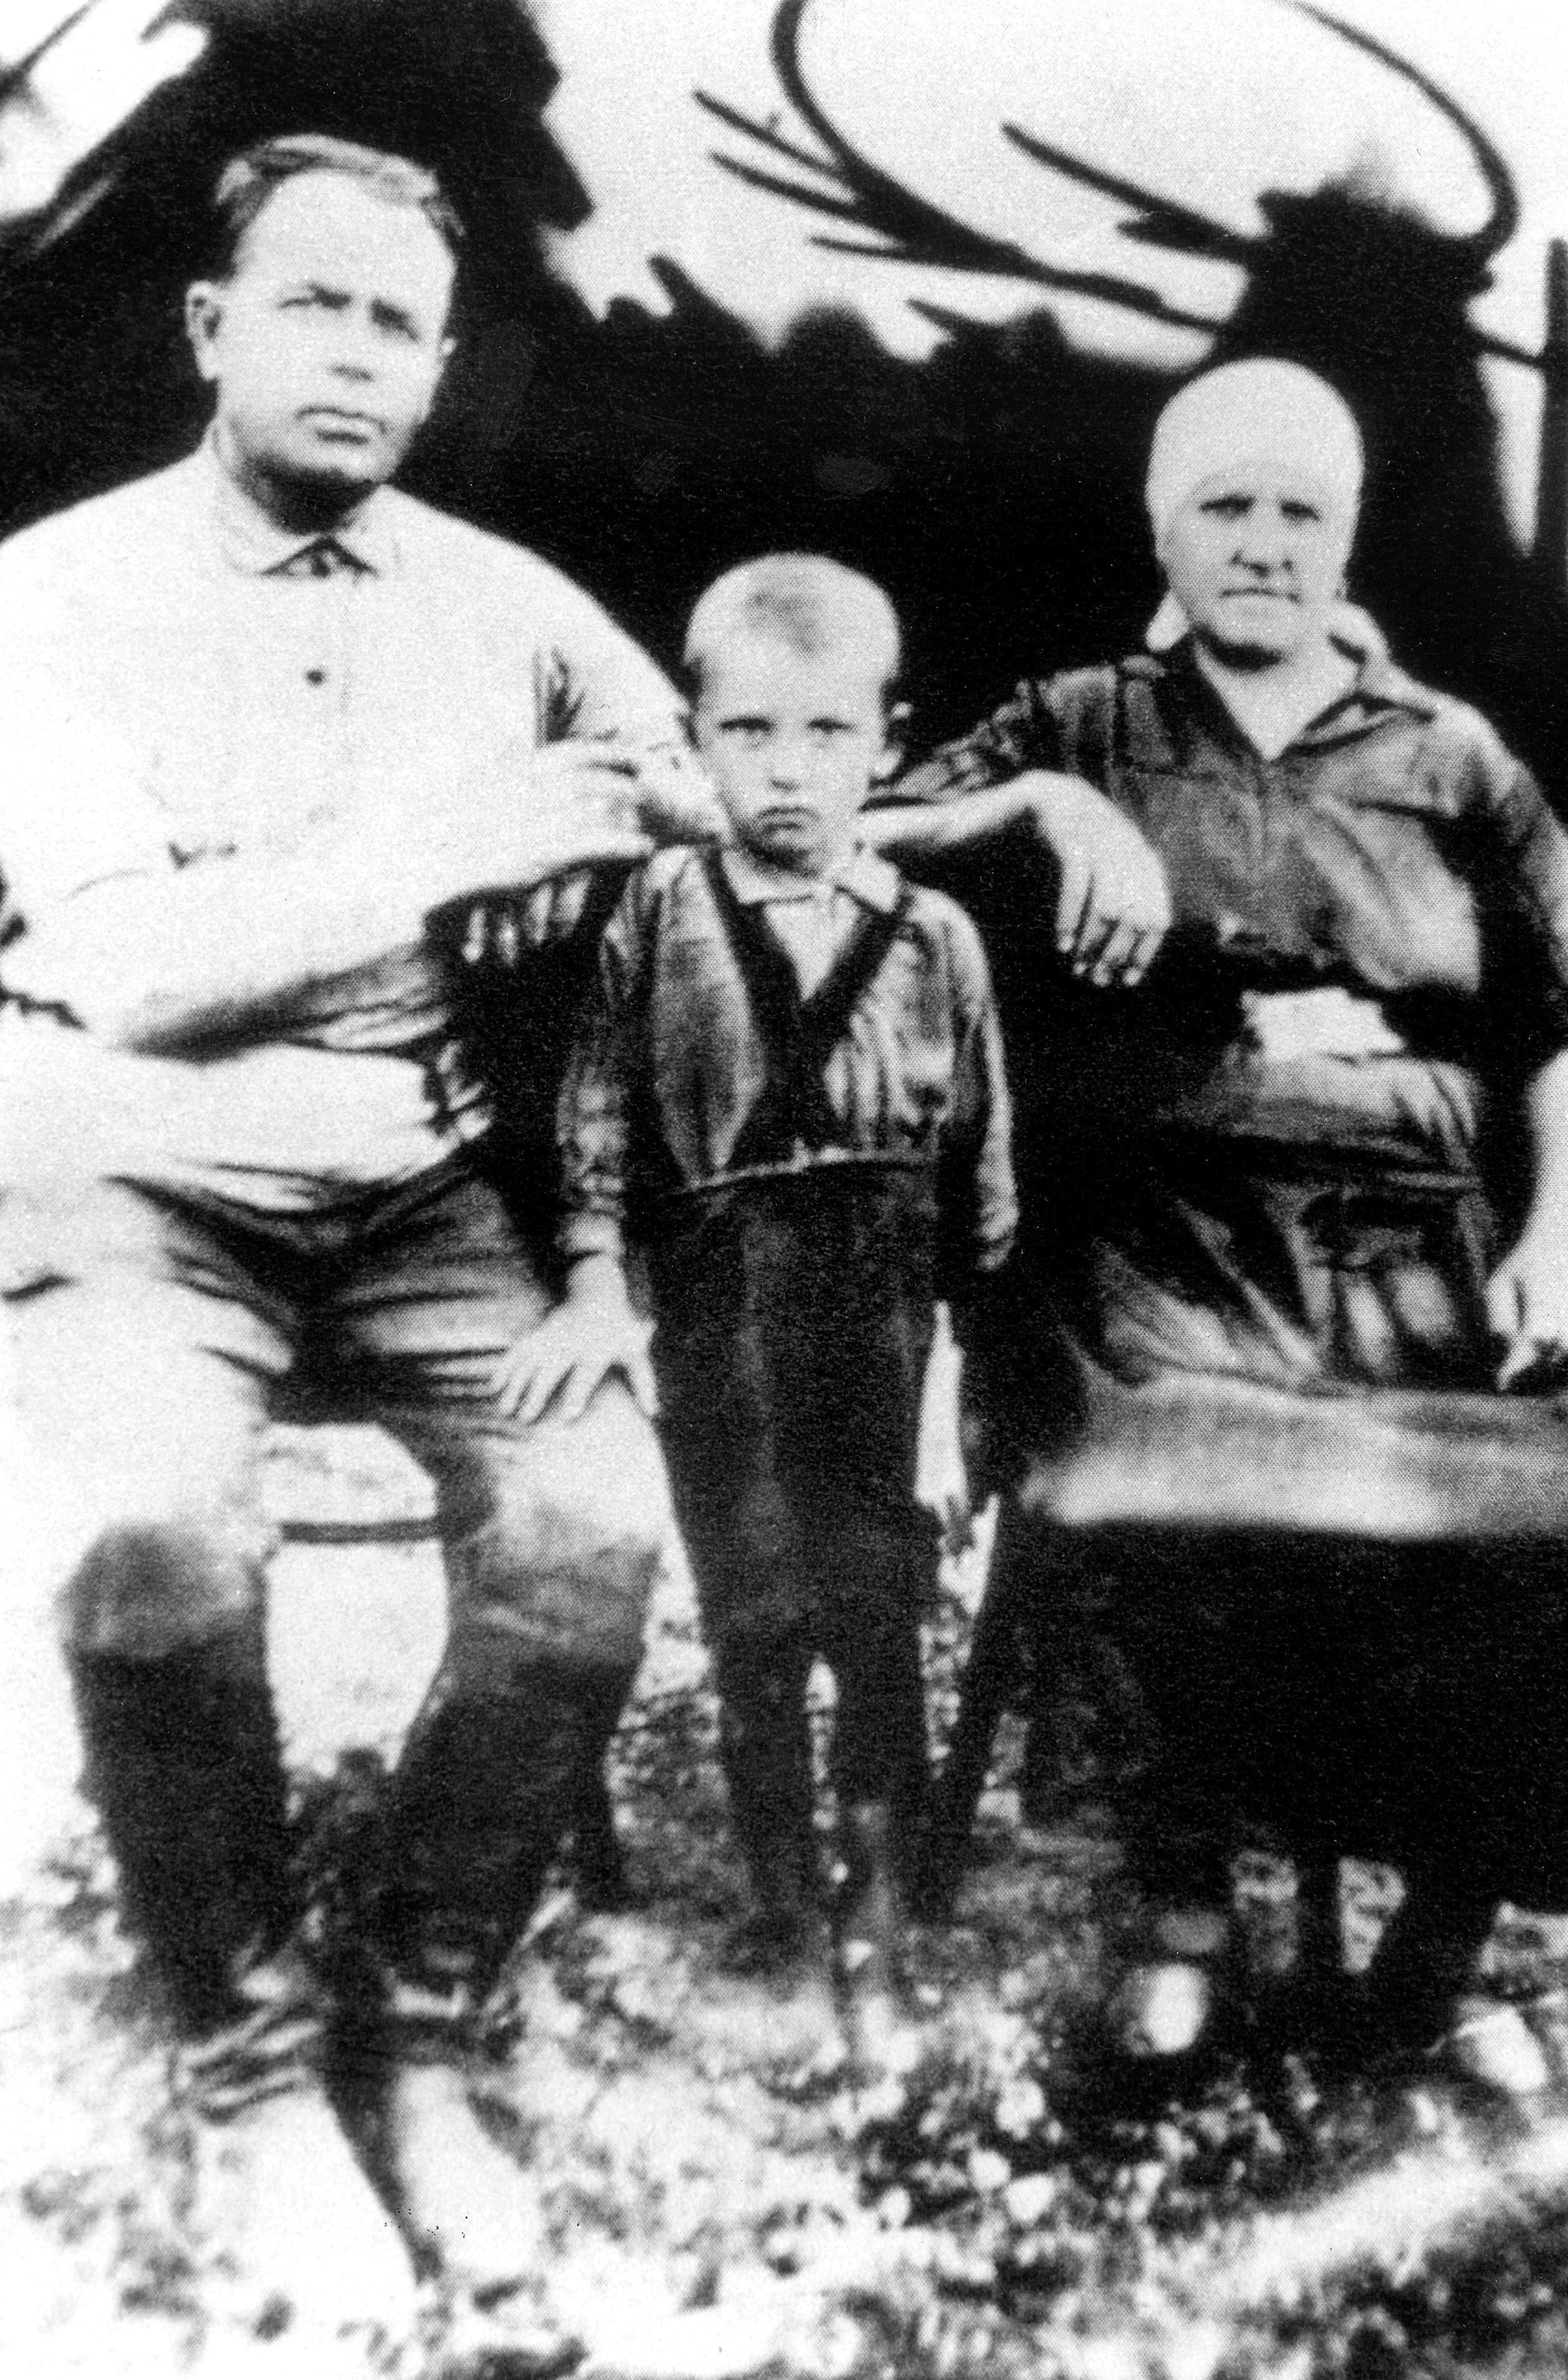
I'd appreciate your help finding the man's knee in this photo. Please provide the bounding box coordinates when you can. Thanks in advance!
[60,1510,274,1661]
[511,1381,671,1566]
[457,1384,671,1669]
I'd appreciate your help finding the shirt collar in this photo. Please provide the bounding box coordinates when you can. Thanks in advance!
[721,841,903,913]
[197,428,399,579]
[1131,631,1440,765]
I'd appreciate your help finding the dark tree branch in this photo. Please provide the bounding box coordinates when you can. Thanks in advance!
[695,0,1218,330]
[1001,123,1254,267]
[0,2,98,113]
[1290,2,1519,258]
[694,0,1545,376]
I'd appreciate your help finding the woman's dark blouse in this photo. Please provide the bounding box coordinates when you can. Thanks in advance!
[898,643,1568,1420]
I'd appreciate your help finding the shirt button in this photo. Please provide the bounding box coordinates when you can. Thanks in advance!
[305,666,327,686]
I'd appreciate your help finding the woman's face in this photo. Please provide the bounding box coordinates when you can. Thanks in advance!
[1159,465,1356,667]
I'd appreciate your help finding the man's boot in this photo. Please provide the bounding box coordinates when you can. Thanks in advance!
[569,1758,633,1912]
[363,1642,627,2358]
[371,1981,582,2376]
[178,1944,418,2341]
[69,1607,416,2340]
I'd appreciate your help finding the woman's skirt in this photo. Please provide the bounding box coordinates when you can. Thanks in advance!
[969,1131,1568,1895]
[1001,1132,1568,1543]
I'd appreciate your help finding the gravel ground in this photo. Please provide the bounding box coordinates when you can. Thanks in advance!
[10,1423,1568,2379]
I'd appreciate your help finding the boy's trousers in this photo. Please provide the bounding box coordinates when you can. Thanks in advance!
[648,1162,941,1884]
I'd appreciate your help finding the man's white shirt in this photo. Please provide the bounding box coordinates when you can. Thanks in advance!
[0,439,679,1209]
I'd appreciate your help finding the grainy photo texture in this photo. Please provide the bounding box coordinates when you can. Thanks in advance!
[6,6,1568,2377]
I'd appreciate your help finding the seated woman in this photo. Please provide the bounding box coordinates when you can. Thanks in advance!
[892,357,1568,2096]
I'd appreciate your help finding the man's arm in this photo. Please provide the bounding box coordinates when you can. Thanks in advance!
[492,879,658,1424]
[0,539,701,1051]
[7,742,653,1054]
[421,564,725,968]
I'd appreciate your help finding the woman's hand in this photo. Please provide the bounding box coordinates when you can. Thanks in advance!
[1488,1223,1568,1391]
[492,1259,658,1425]
[867,769,1171,987]
[1491,1048,1568,1389]
[1022,770,1173,987]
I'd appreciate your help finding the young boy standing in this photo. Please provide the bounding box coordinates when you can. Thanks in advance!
[496,556,1016,2057]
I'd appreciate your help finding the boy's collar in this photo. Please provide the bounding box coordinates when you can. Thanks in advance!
[721,842,902,913]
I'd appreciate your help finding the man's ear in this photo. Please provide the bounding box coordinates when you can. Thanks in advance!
[184,282,225,383]
[409,330,456,434]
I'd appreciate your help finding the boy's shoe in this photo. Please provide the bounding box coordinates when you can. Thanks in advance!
[1441,1995,1552,2102]
[1104,1905,1233,2063]
[380,2060,588,2375]
[724,1815,824,1976]
[722,1914,847,2074]
[1107,1958,1217,2061]
[1330,1890,1549,2104]
[838,1801,923,2082]
[721,1902,824,1976]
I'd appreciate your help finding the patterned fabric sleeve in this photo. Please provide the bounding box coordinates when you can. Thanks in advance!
[554,870,652,1264]
[1456,713,1568,1070]
[894,678,1068,805]
[927,892,1019,1289]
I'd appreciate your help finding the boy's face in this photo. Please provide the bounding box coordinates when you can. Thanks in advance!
[691,637,895,875]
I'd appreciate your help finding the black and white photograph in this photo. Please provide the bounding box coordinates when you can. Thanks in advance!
[8,4,1568,2374]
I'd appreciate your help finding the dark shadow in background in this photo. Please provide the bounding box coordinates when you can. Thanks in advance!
[4,0,1565,778]
[10,0,1568,1928]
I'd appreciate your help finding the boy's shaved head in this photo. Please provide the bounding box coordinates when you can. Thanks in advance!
[684,554,901,696]
[685,556,903,878]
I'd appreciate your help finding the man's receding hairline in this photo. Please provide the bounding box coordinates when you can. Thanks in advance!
[210,133,464,284]
[226,173,459,280]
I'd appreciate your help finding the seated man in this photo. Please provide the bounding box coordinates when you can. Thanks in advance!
[0,132,697,2361]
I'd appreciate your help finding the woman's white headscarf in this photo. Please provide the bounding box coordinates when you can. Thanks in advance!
[1144,358,1368,653]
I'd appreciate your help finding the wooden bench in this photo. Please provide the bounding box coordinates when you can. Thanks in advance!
[262,1426,630,1906]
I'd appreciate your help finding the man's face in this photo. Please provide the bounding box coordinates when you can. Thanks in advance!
[691,637,894,875]
[1159,465,1355,666]
[187,171,455,503]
